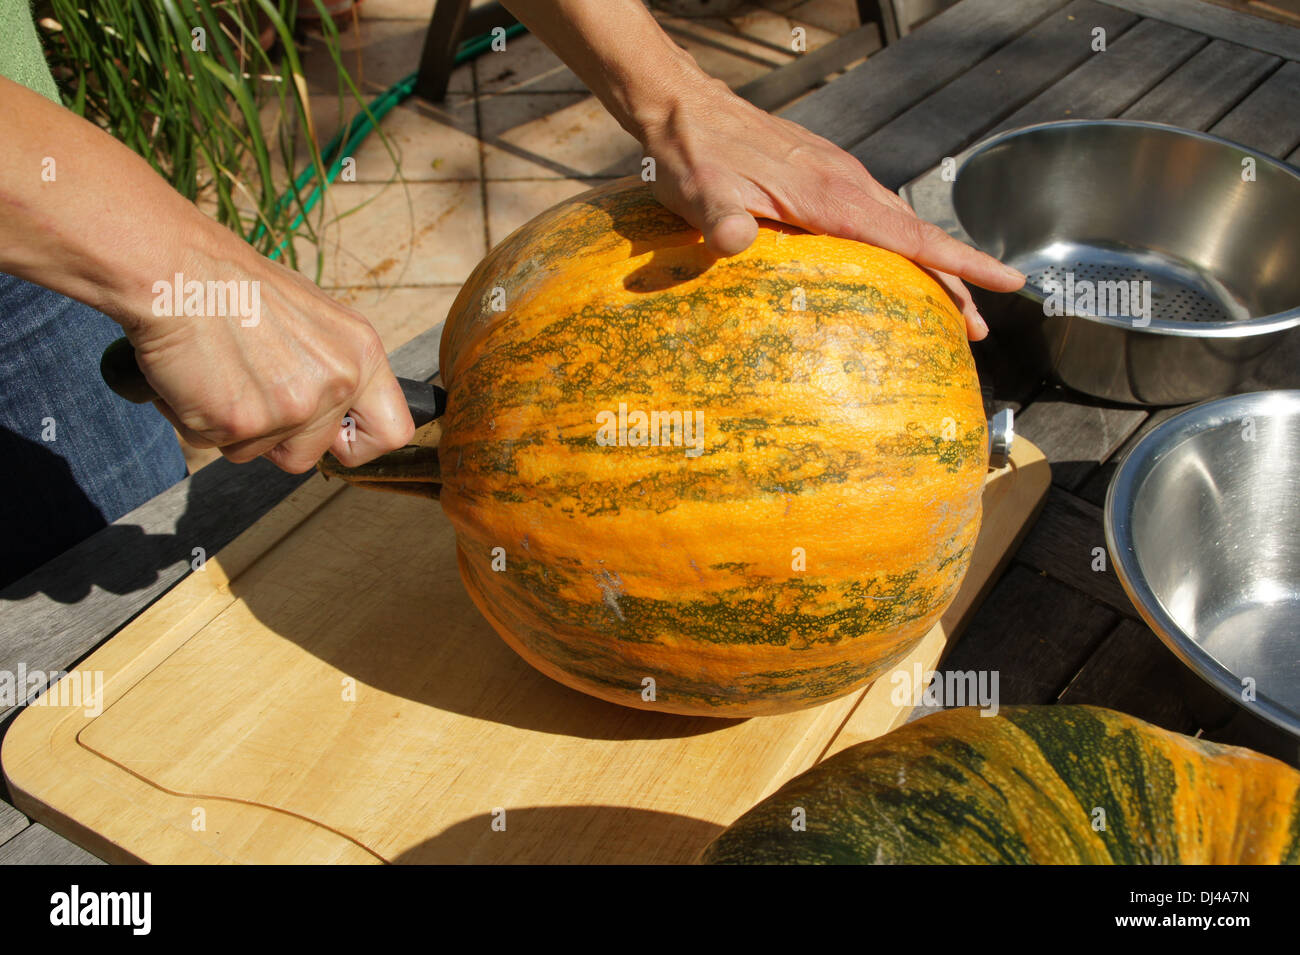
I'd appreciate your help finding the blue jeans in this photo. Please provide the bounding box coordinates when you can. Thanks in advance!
[1,272,186,588]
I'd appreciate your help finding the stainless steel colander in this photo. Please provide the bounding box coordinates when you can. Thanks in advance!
[907,120,1300,404]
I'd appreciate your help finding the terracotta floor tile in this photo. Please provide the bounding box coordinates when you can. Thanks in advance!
[344,95,481,181]
[657,17,793,87]
[700,7,838,52]
[479,93,642,179]
[330,284,464,352]
[786,0,863,34]
[360,0,435,18]
[474,32,588,94]
[291,180,486,288]
[485,178,618,247]
[299,17,472,99]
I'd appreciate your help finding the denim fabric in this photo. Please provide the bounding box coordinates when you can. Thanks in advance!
[1,271,186,587]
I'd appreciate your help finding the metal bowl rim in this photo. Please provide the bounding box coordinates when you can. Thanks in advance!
[1104,389,1300,738]
[955,119,1300,337]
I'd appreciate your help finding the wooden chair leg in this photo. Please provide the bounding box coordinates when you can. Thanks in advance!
[857,0,901,45]
[415,0,473,103]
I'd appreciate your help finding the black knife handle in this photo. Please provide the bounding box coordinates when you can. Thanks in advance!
[398,376,447,428]
[100,337,445,427]
[100,337,162,405]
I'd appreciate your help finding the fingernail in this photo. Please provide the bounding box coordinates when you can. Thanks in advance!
[971,311,989,337]
[1000,262,1026,281]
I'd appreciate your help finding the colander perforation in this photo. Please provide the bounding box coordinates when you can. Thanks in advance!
[1028,261,1228,322]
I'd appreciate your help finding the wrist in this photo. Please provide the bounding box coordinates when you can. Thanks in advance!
[612,42,705,139]
[112,212,263,340]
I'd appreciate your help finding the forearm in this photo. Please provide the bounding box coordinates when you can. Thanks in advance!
[499,0,716,138]
[0,75,259,334]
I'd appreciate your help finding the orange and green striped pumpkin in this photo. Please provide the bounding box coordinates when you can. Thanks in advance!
[701,705,1300,863]
[332,178,988,717]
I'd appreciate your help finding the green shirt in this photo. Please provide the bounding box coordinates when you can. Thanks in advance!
[0,0,61,103]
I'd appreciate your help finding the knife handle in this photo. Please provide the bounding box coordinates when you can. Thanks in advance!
[99,337,446,427]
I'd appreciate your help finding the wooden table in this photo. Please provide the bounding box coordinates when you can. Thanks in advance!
[3,0,1299,863]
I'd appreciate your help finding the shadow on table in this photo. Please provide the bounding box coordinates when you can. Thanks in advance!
[1,453,309,604]
[391,804,725,864]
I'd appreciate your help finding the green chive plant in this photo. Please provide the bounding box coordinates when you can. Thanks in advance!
[38,0,400,275]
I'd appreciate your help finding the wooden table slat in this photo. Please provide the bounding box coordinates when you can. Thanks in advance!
[990,15,1206,134]
[910,563,1121,710]
[1238,326,1300,393]
[852,0,1143,189]
[1056,617,1231,734]
[1120,38,1281,128]
[1014,486,1139,615]
[1012,387,1149,491]
[0,822,104,865]
[1099,0,1300,62]
[778,0,1072,147]
[737,23,883,112]
[1075,404,1183,507]
[0,798,27,846]
[1209,59,1300,157]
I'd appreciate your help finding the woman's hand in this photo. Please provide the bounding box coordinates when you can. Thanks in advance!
[0,76,413,474]
[501,0,1023,340]
[124,248,415,474]
[638,78,1025,340]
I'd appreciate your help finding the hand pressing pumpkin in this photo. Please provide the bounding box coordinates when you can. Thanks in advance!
[498,0,1026,341]
[636,83,1025,341]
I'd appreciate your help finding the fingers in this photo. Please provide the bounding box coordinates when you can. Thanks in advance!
[655,170,759,257]
[868,190,988,338]
[706,214,760,257]
[326,371,416,468]
[762,145,1025,293]
[152,351,414,474]
[262,417,349,474]
[922,267,987,341]
[242,369,414,475]
[152,400,219,450]
[825,194,1024,293]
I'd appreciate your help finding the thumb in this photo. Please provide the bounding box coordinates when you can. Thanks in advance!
[663,173,758,256]
[703,211,759,257]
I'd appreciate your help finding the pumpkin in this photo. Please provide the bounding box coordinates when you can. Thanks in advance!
[324,178,988,717]
[700,705,1300,863]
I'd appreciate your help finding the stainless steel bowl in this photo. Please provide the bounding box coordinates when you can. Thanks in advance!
[1105,390,1300,737]
[910,120,1300,404]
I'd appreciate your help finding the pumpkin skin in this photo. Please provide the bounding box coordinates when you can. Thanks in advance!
[700,705,1300,863]
[435,178,987,717]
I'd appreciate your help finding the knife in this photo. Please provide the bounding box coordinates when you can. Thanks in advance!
[99,337,447,428]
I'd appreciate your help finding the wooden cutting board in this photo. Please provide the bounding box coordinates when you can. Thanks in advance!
[3,439,1049,864]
